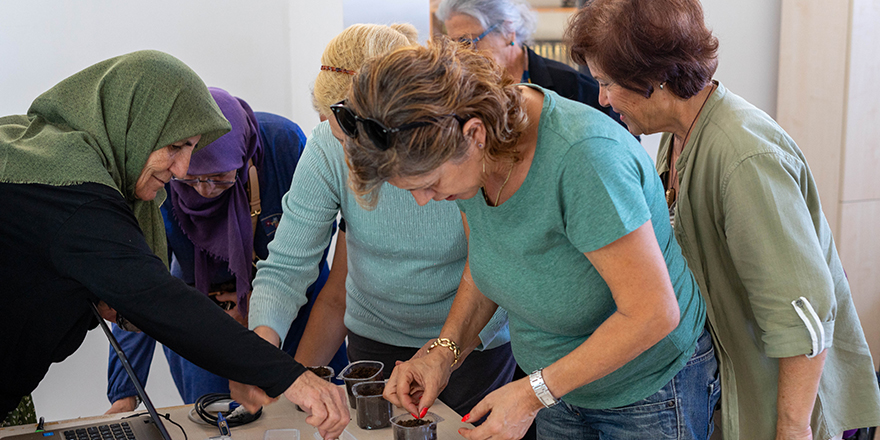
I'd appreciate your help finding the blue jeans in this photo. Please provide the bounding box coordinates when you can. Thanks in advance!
[536,329,720,440]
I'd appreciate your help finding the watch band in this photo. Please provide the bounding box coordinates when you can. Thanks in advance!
[529,368,560,408]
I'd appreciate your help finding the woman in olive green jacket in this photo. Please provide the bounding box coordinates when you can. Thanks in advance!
[567,1,880,439]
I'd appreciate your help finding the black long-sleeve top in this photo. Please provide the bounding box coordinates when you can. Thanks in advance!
[0,182,305,416]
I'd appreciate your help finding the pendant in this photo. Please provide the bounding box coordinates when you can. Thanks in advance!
[666,188,676,207]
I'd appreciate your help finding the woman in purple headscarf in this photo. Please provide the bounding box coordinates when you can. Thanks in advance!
[105,88,347,412]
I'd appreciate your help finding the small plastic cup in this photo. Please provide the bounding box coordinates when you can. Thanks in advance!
[337,360,383,409]
[390,412,444,440]
[351,381,392,430]
[263,429,300,440]
[296,366,335,412]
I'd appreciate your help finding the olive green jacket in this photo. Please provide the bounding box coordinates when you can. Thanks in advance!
[658,82,880,439]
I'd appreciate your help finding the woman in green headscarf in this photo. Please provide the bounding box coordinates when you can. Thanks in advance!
[0,51,349,439]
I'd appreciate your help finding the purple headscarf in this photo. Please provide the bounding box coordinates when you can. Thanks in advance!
[169,87,263,313]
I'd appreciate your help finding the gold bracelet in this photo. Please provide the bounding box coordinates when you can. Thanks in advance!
[426,338,461,367]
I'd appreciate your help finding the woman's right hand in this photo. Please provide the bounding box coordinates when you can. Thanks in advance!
[383,342,456,417]
[104,396,137,415]
[283,371,350,440]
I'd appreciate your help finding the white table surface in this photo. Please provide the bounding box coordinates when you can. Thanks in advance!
[0,387,471,440]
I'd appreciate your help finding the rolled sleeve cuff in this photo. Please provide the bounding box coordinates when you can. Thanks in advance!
[762,319,835,358]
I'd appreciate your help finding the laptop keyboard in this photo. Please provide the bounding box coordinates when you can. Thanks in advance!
[63,422,136,440]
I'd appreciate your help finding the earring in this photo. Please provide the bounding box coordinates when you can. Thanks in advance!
[509,41,515,46]
[659,82,665,90]
[478,143,484,149]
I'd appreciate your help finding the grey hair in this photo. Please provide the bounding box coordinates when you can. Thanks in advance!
[436,0,538,46]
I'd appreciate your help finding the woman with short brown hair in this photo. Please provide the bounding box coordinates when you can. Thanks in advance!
[567,1,880,439]
[247,24,519,419]
[342,38,718,440]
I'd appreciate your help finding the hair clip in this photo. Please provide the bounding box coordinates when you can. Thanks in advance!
[321,65,356,75]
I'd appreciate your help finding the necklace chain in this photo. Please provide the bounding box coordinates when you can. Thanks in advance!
[483,162,515,207]
[682,82,716,145]
[666,82,716,207]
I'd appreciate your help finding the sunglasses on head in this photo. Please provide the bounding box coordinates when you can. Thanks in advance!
[330,101,466,151]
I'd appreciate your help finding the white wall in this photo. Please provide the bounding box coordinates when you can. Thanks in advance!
[2,0,782,424]
[343,0,431,43]
[703,0,781,118]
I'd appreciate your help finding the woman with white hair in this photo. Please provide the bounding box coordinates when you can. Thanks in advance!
[436,0,623,127]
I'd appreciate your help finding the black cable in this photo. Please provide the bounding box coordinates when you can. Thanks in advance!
[123,412,187,440]
[192,393,261,428]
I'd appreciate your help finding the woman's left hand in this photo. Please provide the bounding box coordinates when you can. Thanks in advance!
[229,380,276,414]
[457,378,542,440]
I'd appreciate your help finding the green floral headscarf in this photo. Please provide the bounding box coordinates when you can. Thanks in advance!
[0,50,231,266]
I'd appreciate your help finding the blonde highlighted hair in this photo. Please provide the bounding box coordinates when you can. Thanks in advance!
[344,37,528,208]
[312,23,419,117]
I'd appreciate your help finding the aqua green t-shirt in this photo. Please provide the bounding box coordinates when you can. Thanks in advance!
[457,86,705,409]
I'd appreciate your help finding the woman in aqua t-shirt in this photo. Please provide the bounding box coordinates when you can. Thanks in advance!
[246,24,517,419]
[338,39,717,440]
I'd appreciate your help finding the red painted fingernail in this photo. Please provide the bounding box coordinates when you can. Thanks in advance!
[411,413,418,419]
[419,407,428,418]
[461,413,471,423]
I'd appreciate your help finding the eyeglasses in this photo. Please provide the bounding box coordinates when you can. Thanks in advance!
[171,174,237,188]
[457,23,500,47]
[330,101,465,151]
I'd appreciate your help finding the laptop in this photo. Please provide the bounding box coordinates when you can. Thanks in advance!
[3,304,173,440]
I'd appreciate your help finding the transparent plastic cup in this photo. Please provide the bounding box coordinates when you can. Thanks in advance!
[351,381,392,430]
[263,428,300,440]
[390,411,444,440]
[337,360,383,409]
[296,366,335,412]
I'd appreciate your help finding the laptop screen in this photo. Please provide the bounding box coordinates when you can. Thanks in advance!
[89,304,172,440]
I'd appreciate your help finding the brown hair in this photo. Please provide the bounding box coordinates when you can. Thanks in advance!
[565,0,718,99]
[312,23,419,117]
[343,37,528,208]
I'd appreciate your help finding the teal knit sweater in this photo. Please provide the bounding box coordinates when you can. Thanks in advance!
[249,121,509,349]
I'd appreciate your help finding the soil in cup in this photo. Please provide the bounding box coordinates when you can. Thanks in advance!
[393,418,437,440]
[353,382,391,430]
[344,366,380,379]
[308,366,332,377]
[341,363,383,408]
[397,419,430,427]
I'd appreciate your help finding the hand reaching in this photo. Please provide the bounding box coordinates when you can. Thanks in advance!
[104,396,137,415]
[229,380,276,414]
[283,371,349,440]
[457,378,541,440]
[383,345,454,417]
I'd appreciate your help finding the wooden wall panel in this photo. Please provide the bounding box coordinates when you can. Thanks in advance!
[839,201,880,369]
[842,0,880,202]
[776,0,849,234]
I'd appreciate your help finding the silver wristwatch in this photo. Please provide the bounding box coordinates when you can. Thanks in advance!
[529,368,560,408]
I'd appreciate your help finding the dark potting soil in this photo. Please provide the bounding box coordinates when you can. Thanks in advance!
[307,366,332,377]
[356,382,385,396]
[393,417,438,440]
[397,419,431,427]
[344,365,380,379]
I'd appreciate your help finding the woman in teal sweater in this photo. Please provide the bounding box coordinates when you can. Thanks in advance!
[246,23,515,417]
